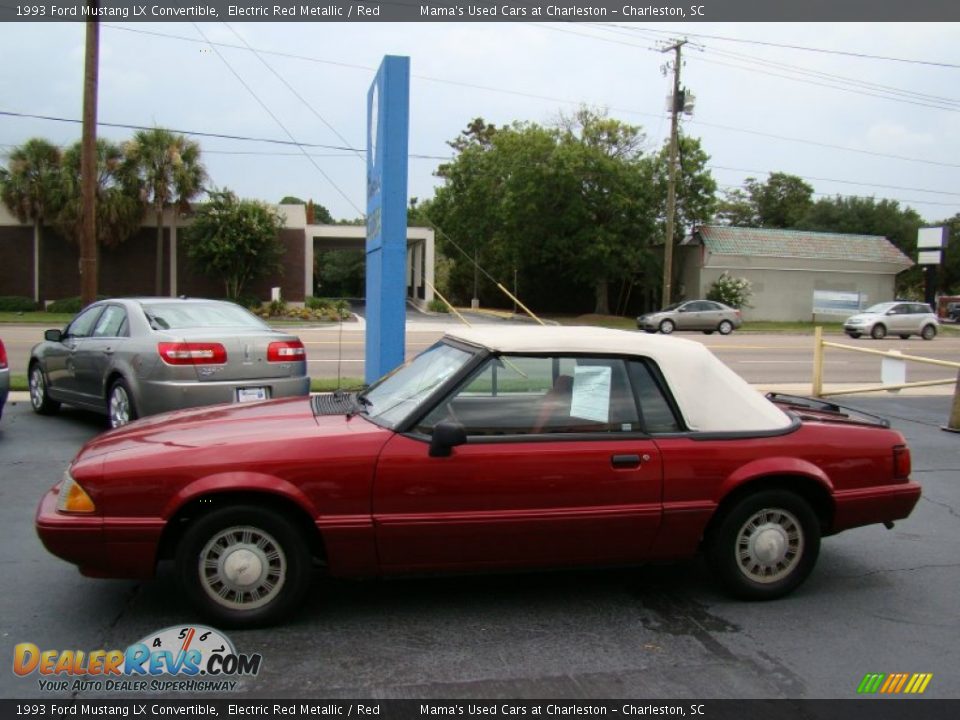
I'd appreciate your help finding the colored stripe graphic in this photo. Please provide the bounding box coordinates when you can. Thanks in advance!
[858,673,932,694]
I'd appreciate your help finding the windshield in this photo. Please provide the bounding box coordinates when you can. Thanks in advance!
[140,301,269,331]
[361,341,475,429]
[863,302,898,314]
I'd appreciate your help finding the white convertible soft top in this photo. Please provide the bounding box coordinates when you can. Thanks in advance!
[444,326,792,433]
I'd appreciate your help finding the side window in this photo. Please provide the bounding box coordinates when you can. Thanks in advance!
[627,360,682,433]
[418,355,640,436]
[92,306,128,338]
[64,306,104,339]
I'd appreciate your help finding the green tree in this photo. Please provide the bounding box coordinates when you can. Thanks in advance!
[0,138,63,302]
[716,173,813,228]
[186,189,285,300]
[124,128,206,295]
[56,139,142,260]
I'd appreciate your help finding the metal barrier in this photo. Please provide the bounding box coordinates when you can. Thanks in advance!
[811,327,960,432]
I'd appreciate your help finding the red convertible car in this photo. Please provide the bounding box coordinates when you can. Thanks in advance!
[36,327,921,627]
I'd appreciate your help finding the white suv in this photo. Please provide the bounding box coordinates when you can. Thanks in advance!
[844,301,939,340]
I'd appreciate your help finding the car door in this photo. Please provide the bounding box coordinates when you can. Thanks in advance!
[372,354,664,572]
[46,305,104,403]
[675,302,699,330]
[75,304,130,406]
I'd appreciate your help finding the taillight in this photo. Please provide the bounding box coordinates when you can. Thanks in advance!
[157,342,227,365]
[893,445,911,480]
[268,340,306,362]
[0,340,7,369]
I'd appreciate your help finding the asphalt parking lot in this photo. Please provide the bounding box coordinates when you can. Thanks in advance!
[0,395,958,700]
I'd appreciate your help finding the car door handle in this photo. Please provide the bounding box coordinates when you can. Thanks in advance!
[611,454,642,469]
[104,347,114,355]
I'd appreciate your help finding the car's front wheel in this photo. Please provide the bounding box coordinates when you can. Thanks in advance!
[846,332,861,339]
[707,490,821,600]
[176,505,312,627]
[921,324,937,341]
[870,324,887,340]
[108,379,138,429]
[29,363,60,415]
[717,320,734,335]
[659,319,675,334]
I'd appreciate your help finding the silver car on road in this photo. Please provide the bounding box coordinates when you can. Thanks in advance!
[843,301,939,340]
[28,298,310,428]
[637,300,743,335]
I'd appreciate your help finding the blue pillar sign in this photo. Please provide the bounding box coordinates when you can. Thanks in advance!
[365,55,410,384]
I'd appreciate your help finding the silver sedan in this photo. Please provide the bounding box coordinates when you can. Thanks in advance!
[637,300,743,335]
[28,298,310,428]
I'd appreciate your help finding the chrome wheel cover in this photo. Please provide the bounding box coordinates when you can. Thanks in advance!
[29,367,45,410]
[109,385,131,427]
[199,525,287,610]
[735,508,804,584]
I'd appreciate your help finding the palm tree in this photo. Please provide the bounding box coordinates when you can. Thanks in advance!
[0,138,64,303]
[123,129,206,295]
[56,139,142,273]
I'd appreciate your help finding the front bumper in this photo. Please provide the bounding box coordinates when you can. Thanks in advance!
[35,483,164,579]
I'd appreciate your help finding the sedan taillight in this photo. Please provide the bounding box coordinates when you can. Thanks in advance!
[893,445,911,480]
[0,340,7,369]
[157,342,227,365]
[267,340,306,362]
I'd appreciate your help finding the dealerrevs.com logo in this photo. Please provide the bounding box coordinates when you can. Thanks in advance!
[13,625,262,693]
[857,672,934,695]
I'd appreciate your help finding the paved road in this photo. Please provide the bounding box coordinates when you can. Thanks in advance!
[0,396,957,700]
[4,319,958,387]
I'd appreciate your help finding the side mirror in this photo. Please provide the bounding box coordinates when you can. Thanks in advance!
[44,329,63,342]
[429,420,467,458]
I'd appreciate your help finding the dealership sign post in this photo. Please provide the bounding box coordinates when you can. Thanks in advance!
[917,226,948,308]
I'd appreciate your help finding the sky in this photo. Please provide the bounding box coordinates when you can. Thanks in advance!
[1,20,958,226]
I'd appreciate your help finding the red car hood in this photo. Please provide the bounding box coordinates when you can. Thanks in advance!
[77,396,378,461]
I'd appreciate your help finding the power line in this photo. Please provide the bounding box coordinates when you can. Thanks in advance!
[709,165,960,197]
[714,183,959,209]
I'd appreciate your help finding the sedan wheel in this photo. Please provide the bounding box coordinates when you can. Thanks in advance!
[717,320,734,335]
[29,364,60,415]
[870,324,887,340]
[846,332,861,339]
[659,319,675,334]
[921,325,937,341]
[708,490,820,600]
[108,380,138,429]
[177,506,311,627]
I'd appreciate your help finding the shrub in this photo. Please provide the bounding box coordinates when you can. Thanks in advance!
[428,298,450,313]
[47,295,109,313]
[0,296,37,312]
[707,273,752,309]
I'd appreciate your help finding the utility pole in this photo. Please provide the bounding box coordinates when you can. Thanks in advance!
[660,39,687,309]
[79,1,100,309]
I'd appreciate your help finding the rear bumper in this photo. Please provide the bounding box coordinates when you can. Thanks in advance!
[35,485,163,579]
[136,375,310,417]
[831,481,922,533]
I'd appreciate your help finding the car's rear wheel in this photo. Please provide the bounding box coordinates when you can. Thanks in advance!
[29,364,60,415]
[718,320,734,335]
[708,490,820,600]
[108,379,138,429]
[659,319,675,334]
[176,505,311,627]
[870,324,887,340]
[921,324,937,341]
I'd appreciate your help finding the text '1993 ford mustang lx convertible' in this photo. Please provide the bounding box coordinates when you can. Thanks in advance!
[36,327,921,626]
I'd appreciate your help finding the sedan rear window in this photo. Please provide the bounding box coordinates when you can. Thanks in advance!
[140,302,268,331]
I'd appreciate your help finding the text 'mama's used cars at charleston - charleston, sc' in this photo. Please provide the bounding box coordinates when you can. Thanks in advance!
[36,327,920,627]
[637,300,742,335]
[27,297,309,429]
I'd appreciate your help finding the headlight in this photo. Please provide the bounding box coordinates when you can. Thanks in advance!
[56,470,96,514]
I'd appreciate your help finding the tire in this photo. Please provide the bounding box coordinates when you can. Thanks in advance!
[846,332,861,339]
[898,334,910,340]
[659,319,675,334]
[870,324,887,340]
[702,330,715,335]
[176,505,312,627]
[707,490,821,601]
[29,363,60,416]
[107,379,138,429]
[717,320,734,335]
[921,324,937,341]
